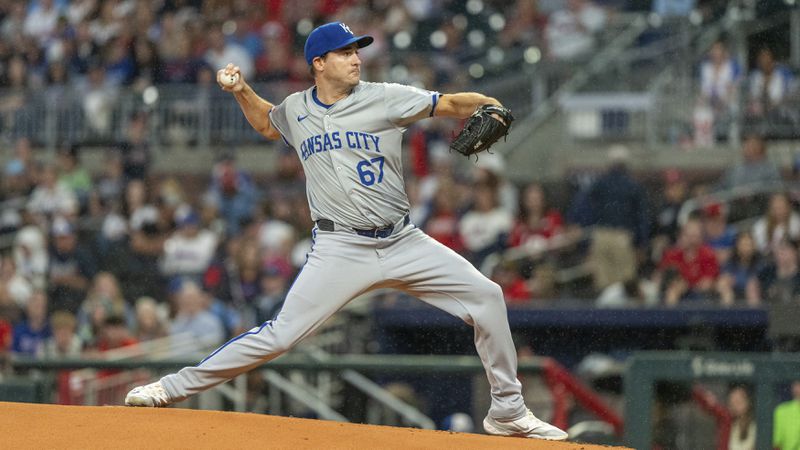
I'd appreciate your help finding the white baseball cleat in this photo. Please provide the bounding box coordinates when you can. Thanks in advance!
[125,381,173,407]
[483,408,569,441]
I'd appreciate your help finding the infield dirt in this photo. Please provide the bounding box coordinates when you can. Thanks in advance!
[0,401,631,449]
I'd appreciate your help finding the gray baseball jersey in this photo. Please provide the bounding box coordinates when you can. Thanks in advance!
[158,81,528,423]
[268,82,439,229]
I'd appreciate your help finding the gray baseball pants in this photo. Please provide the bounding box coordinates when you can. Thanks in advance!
[160,223,527,420]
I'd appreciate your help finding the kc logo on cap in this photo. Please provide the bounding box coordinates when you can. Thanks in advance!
[304,22,374,66]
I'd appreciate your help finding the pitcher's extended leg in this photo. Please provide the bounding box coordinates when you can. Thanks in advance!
[136,231,381,404]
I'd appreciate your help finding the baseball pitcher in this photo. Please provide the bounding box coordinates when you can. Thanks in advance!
[125,22,567,441]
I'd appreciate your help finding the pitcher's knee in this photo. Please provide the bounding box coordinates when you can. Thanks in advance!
[473,278,504,303]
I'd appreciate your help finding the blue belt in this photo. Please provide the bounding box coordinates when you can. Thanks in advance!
[316,215,410,238]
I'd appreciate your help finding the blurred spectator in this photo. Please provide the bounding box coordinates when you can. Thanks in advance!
[422,181,464,252]
[0,313,10,356]
[491,261,531,303]
[508,182,563,253]
[474,154,519,217]
[773,380,800,450]
[27,163,79,223]
[499,0,548,50]
[716,133,781,192]
[94,315,137,353]
[77,62,119,136]
[652,169,688,258]
[170,281,225,352]
[117,112,152,180]
[24,0,62,44]
[584,146,649,292]
[161,206,219,282]
[702,203,736,265]
[95,150,125,208]
[206,154,259,237]
[133,296,168,342]
[13,225,48,290]
[459,176,513,268]
[752,192,800,254]
[747,239,800,306]
[38,310,82,359]
[716,233,760,306]
[205,24,254,80]
[697,40,741,142]
[727,385,756,450]
[747,48,795,122]
[0,253,31,308]
[57,144,93,208]
[11,290,51,356]
[3,137,35,198]
[255,262,289,324]
[657,218,719,305]
[545,0,606,62]
[258,202,296,259]
[47,216,97,313]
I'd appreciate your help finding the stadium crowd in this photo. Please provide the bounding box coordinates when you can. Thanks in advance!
[0,0,798,361]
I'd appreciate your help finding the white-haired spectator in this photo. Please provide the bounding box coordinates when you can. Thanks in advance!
[170,282,224,353]
[134,296,168,342]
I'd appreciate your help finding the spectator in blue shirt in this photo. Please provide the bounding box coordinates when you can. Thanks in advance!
[12,291,51,356]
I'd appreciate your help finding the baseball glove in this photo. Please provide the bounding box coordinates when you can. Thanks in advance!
[450,104,514,158]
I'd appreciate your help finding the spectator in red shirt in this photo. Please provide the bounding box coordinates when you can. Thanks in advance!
[508,183,563,252]
[423,182,464,253]
[657,218,720,306]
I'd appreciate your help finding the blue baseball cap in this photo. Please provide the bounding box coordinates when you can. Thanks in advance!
[304,22,373,66]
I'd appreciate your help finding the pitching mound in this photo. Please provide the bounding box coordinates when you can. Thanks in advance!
[0,401,630,449]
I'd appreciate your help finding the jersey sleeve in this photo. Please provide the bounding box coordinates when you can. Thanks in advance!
[268,100,292,145]
[383,83,440,127]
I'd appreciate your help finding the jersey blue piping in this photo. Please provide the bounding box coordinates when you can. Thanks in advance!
[430,93,440,117]
[195,228,318,367]
[311,87,333,109]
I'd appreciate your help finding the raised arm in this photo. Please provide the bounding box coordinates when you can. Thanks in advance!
[434,92,501,119]
[217,63,281,141]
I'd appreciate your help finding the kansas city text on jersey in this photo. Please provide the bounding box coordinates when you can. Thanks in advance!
[300,131,381,161]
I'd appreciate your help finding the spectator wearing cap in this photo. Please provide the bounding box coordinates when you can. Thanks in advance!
[206,154,259,237]
[702,202,737,265]
[747,239,800,306]
[717,232,761,306]
[11,291,51,356]
[161,205,219,282]
[583,146,649,293]
[657,218,719,306]
[47,217,97,313]
[716,133,781,192]
[752,192,800,254]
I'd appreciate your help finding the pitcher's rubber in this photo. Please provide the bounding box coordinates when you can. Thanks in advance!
[0,401,631,449]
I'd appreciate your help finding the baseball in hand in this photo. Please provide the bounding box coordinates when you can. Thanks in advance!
[220,72,240,87]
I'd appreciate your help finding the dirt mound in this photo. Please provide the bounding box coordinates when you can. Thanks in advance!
[0,401,630,449]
